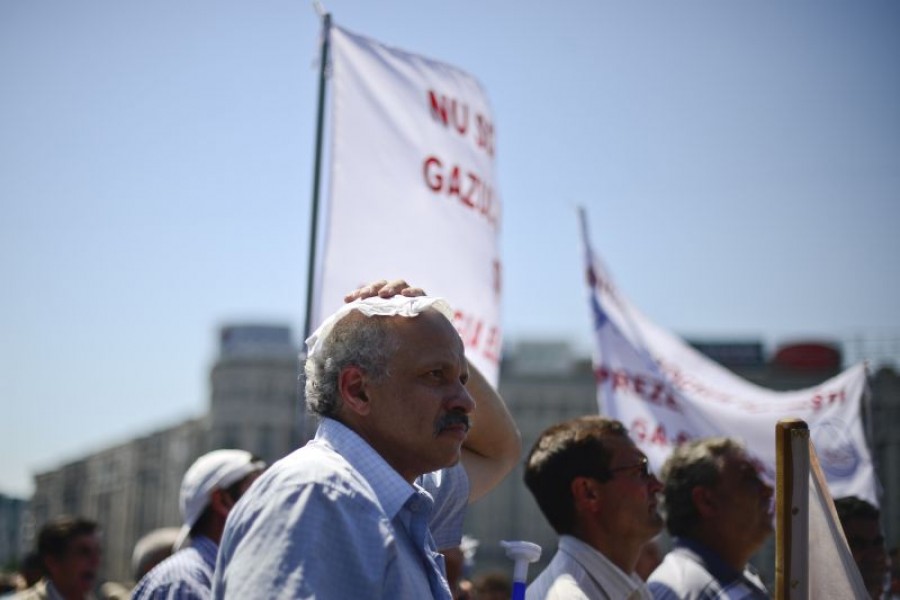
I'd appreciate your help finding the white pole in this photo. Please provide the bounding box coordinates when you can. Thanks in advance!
[501,540,541,600]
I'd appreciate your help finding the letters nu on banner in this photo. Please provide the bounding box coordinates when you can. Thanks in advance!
[313,23,502,385]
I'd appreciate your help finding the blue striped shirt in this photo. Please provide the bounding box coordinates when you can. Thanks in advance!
[212,418,468,599]
[131,536,217,600]
[648,538,769,599]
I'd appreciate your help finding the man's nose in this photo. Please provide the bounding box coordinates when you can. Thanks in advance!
[448,384,475,414]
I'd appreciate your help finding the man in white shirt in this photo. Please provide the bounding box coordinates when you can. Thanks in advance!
[524,416,663,600]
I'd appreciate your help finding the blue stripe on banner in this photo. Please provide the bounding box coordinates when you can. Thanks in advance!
[590,295,608,330]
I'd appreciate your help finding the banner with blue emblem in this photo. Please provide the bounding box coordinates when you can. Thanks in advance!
[579,208,879,506]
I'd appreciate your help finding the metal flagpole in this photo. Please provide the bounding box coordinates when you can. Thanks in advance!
[304,9,331,345]
[296,10,332,448]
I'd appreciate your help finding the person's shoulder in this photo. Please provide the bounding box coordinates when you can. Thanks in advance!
[131,577,208,600]
[257,440,365,490]
[527,572,590,600]
[647,550,714,599]
[10,581,48,600]
[647,579,682,600]
[132,549,211,598]
[526,553,580,600]
[222,448,387,550]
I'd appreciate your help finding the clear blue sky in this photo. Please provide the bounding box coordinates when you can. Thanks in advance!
[2,1,898,498]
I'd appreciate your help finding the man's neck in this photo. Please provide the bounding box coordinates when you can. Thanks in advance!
[581,532,642,575]
[47,578,85,600]
[686,529,752,573]
[192,526,223,546]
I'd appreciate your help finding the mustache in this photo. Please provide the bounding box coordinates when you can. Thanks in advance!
[435,412,471,434]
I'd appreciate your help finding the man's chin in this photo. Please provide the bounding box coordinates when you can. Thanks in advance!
[78,576,97,594]
[419,448,463,475]
[439,448,463,470]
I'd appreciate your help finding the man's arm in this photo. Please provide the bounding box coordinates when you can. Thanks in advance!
[461,360,520,503]
[344,279,521,502]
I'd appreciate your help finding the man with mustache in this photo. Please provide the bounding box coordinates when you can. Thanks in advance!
[213,280,520,599]
[524,416,664,600]
[648,438,772,599]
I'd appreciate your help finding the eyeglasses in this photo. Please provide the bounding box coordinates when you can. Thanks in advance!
[608,456,653,480]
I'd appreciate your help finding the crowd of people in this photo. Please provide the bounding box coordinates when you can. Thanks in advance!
[4,279,897,599]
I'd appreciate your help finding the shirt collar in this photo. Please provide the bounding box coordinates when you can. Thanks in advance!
[315,418,421,520]
[188,534,219,567]
[558,534,647,597]
[673,536,744,583]
[44,579,66,600]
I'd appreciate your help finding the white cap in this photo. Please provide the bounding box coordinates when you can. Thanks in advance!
[305,295,454,358]
[174,449,266,549]
[131,527,179,578]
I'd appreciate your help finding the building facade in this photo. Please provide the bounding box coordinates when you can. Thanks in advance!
[208,324,300,464]
[0,495,27,570]
[25,324,298,584]
[20,329,900,587]
[28,419,206,583]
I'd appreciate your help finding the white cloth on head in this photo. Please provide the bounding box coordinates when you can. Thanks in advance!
[305,295,454,358]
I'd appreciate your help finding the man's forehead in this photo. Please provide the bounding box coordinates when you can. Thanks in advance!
[844,516,882,530]
[716,450,765,487]
[722,449,754,469]
[601,433,641,459]
[307,295,454,358]
[61,533,101,558]
[71,533,101,546]
[388,309,464,347]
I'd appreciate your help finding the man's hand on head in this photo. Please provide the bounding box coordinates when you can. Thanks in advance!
[344,279,426,303]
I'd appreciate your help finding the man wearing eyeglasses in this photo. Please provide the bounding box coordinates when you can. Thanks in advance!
[648,437,772,599]
[524,416,663,600]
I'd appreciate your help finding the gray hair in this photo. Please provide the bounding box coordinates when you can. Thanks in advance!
[303,311,399,417]
[660,437,744,537]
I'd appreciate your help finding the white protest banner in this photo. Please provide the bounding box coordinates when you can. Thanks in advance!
[807,439,870,599]
[579,209,879,505]
[775,421,870,598]
[313,23,502,384]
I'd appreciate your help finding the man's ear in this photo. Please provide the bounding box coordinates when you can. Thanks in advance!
[42,555,61,580]
[571,476,603,511]
[339,365,371,416]
[210,488,234,517]
[692,485,717,518]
